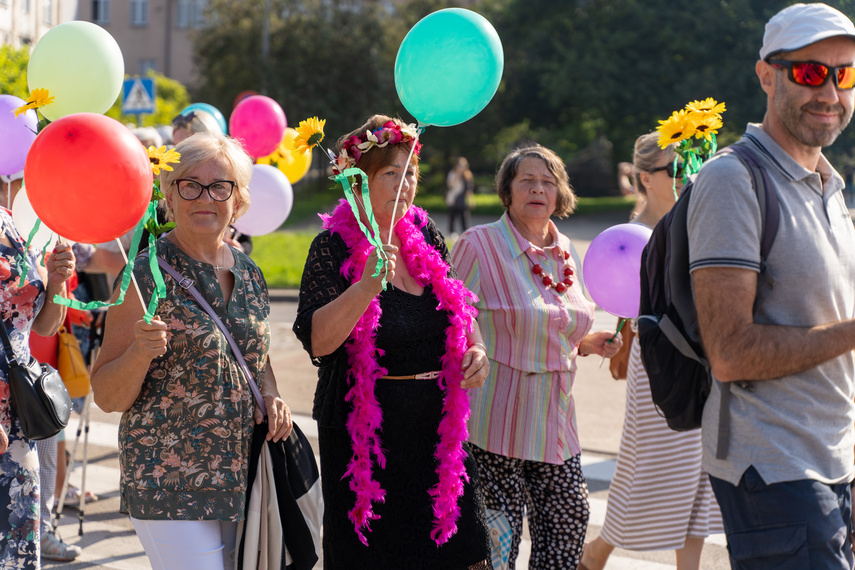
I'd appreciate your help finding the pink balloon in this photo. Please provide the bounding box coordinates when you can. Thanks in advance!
[582,223,653,318]
[233,164,293,236]
[0,95,38,176]
[228,95,287,158]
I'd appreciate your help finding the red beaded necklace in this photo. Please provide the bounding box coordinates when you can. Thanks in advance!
[526,248,575,293]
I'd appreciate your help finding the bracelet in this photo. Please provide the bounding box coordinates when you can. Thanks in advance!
[469,342,487,353]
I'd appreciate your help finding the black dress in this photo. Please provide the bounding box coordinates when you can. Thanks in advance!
[294,220,491,570]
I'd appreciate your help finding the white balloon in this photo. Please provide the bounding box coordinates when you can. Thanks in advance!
[233,164,293,236]
[12,185,57,248]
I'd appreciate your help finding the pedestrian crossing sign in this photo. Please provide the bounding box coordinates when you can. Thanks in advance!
[122,77,155,114]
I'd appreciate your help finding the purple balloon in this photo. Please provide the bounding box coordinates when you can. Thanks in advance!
[582,223,653,318]
[228,95,287,158]
[233,164,293,236]
[0,95,38,176]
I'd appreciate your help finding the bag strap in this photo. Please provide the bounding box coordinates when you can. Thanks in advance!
[0,324,16,366]
[709,141,780,460]
[147,253,268,418]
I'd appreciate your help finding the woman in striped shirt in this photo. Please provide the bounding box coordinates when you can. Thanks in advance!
[450,144,623,570]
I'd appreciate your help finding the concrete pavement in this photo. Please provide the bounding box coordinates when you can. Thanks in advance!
[45,210,730,569]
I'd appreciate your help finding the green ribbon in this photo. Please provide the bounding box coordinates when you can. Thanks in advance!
[144,201,167,321]
[16,219,43,287]
[52,201,166,323]
[332,167,388,289]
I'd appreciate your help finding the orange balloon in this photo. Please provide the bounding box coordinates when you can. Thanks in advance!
[25,113,152,243]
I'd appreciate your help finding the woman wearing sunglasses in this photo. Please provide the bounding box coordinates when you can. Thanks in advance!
[91,133,292,570]
[580,133,723,570]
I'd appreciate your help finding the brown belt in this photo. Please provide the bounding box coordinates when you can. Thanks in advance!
[380,370,442,380]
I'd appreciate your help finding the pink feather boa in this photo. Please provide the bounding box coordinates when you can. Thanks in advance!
[321,199,477,546]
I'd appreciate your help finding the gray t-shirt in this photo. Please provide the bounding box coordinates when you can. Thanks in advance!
[688,123,855,486]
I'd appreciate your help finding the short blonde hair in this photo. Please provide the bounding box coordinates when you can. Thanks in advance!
[160,133,253,221]
[496,145,576,218]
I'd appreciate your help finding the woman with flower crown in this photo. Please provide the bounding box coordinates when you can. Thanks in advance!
[293,114,492,568]
[450,144,623,570]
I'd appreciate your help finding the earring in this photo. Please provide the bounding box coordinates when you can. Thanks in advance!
[231,216,236,224]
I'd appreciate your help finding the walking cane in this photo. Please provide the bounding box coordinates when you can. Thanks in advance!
[53,319,103,535]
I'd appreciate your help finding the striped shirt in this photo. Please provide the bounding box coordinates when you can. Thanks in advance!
[450,213,595,463]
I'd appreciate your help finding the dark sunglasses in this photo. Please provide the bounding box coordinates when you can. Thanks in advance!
[767,59,855,90]
[649,161,684,179]
[171,111,196,129]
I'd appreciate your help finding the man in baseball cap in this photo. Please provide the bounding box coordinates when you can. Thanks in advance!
[687,4,855,568]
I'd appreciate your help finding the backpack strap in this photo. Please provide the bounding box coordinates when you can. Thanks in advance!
[709,141,779,459]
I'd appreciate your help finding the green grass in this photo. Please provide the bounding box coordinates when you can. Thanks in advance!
[254,194,638,288]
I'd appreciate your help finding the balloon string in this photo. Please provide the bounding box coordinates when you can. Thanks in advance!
[333,167,388,288]
[5,180,9,210]
[386,131,422,244]
[52,206,154,319]
[599,318,627,368]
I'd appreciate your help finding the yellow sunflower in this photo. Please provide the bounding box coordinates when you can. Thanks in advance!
[689,112,724,140]
[685,97,726,117]
[13,88,55,118]
[292,116,326,154]
[148,146,181,175]
[657,109,694,149]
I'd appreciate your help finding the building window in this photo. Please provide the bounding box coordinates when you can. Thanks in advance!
[177,0,207,29]
[130,0,148,26]
[139,59,157,75]
[22,0,30,13]
[92,0,109,24]
[43,0,52,23]
[0,0,8,8]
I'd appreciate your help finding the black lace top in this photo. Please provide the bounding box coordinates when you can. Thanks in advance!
[293,216,455,429]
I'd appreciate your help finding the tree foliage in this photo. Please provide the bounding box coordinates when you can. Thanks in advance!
[0,45,31,99]
[193,0,855,194]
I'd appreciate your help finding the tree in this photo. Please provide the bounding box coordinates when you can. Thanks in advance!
[0,45,31,99]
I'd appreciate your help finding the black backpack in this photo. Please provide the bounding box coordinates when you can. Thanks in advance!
[636,140,779,458]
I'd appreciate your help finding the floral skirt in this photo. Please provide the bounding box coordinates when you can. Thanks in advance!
[0,418,39,569]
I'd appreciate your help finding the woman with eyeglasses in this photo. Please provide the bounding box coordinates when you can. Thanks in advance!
[579,133,722,570]
[91,133,292,570]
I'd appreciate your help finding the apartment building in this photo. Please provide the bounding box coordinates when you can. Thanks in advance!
[0,0,77,48]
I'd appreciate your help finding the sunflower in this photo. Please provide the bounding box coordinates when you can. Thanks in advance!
[292,116,326,154]
[685,97,726,117]
[148,146,181,175]
[657,109,694,148]
[13,88,55,118]
[690,112,724,140]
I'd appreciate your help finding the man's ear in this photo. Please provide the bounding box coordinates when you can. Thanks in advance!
[756,59,776,97]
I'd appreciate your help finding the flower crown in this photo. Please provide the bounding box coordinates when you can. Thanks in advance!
[334,120,422,173]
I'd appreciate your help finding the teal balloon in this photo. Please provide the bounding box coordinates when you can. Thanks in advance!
[395,8,503,127]
[182,103,228,134]
[28,21,124,121]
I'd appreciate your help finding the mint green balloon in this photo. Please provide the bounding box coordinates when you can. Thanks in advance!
[28,21,124,121]
[395,8,503,127]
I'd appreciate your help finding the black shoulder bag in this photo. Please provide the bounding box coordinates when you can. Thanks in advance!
[1,324,71,440]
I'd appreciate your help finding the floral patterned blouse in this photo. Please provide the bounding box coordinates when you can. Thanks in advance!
[119,237,270,521]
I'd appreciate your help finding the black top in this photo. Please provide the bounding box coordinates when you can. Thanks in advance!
[292,215,455,429]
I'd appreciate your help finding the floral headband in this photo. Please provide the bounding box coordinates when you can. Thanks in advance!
[333,121,422,174]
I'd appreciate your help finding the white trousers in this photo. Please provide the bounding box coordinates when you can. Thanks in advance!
[130,518,238,570]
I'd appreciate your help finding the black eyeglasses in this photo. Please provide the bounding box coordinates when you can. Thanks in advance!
[649,162,684,179]
[172,111,196,129]
[767,59,855,90]
[173,179,235,201]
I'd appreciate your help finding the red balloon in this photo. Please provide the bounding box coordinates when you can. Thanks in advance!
[24,113,152,244]
[228,95,287,158]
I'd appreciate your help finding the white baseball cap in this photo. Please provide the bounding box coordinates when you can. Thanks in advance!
[760,3,855,60]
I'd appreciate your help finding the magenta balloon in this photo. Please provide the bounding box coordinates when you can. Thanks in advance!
[0,95,38,176]
[228,95,287,158]
[232,164,293,236]
[582,223,653,318]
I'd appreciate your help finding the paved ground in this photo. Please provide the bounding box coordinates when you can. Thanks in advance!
[45,210,731,569]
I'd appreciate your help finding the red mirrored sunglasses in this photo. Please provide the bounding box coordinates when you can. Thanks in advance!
[767,59,855,90]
